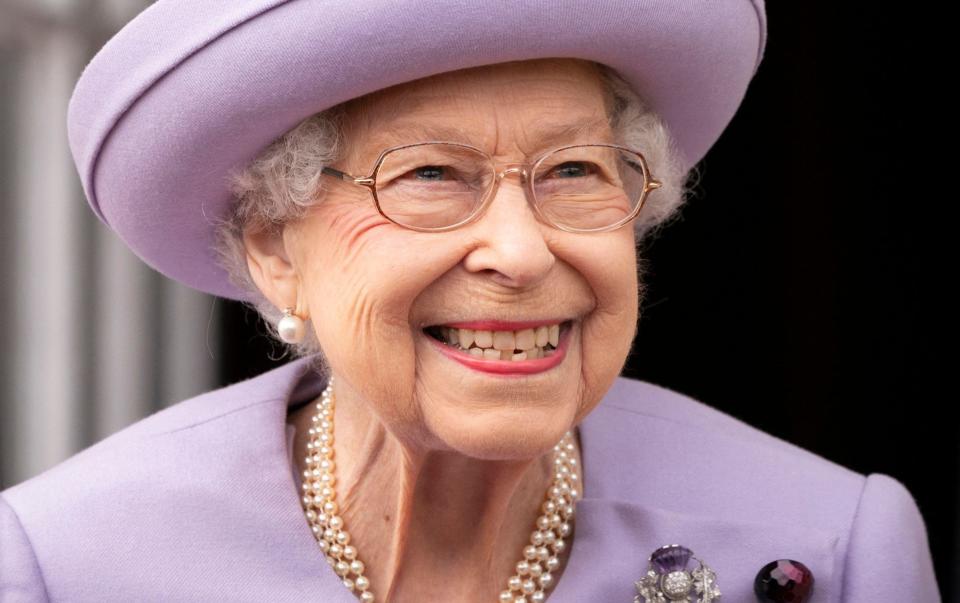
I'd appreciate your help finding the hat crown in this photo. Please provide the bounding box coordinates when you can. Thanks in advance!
[67,0,767,300]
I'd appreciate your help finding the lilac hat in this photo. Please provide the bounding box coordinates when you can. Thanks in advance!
[66,0,767,302]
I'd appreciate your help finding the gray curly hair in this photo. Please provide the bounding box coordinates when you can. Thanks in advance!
[212,61,697,366]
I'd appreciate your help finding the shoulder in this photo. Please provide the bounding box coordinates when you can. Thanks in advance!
[581,376,940,601]
[1,356,314,534]
[590,375,869,503]
[598,375,835,454]
[0,357,324,600]
[587,375,892,526]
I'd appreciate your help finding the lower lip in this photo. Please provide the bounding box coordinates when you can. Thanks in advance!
[424,322,573,376]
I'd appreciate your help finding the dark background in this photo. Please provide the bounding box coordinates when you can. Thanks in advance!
[218,4,955,599]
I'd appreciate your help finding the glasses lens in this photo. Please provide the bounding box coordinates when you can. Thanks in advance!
[532,145,648,231]
[374,143,493,229]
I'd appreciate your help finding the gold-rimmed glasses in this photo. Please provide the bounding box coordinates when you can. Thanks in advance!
[320,141,662,233]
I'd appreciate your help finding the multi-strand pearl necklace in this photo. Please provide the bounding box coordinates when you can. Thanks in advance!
[299,375,583,602]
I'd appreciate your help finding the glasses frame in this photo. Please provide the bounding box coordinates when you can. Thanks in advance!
[320,141,662,234]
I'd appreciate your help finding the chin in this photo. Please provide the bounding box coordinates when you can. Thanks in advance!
[408,320,586,459]
[420,399,578,461]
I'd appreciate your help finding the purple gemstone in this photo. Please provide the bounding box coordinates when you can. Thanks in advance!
[650,545,694,574]
[754,559,814,603]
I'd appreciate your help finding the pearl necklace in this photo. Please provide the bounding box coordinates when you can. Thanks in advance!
[299,375,582,602]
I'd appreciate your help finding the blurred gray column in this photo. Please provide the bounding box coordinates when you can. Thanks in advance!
[8,23,86,485]
[1,0,222,488]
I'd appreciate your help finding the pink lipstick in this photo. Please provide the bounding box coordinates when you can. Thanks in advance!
[424,321,573,376]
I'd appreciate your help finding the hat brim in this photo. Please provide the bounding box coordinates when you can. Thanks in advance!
[68,0,766,301]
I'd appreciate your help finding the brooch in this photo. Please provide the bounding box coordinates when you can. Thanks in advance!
[634,544,721,602]
[754,559,814,602]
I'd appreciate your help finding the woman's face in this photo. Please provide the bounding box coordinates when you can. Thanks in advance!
[283,58,639,459]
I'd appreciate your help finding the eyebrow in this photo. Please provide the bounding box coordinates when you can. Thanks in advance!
[371,117,613,155]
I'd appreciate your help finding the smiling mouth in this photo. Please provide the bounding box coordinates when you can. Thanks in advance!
[423,320,572,361]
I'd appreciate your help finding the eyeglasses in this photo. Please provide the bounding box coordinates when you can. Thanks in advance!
[320,141,662,233]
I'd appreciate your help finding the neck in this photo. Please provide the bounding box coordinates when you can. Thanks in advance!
[290,377,580,602]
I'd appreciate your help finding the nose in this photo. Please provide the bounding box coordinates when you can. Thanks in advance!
[461,166,555,288]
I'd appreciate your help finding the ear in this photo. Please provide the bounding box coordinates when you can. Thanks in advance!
[243,224,303,314]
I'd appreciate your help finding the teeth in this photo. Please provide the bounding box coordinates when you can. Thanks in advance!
[473,329,493,348]
[515,328,536,350]
[492,330,515,351]
[433,322,565,361]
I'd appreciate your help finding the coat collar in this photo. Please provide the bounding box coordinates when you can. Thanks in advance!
[257,356,840,602]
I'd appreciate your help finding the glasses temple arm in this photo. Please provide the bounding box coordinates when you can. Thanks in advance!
[321,166,352,181]
[322,166,376,188]
[623,159,662,191]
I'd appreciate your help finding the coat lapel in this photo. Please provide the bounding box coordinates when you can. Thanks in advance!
[550,497,840,602]
[548,380,844,602]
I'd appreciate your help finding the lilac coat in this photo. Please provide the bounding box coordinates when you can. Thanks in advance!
[1,356,939,602]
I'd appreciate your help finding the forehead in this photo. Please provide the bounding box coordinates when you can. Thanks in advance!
[338,59,613,163]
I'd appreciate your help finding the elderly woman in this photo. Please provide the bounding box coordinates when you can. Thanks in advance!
[0,1,940,602]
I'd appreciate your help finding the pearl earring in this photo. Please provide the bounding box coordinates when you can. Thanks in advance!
[277,307,306,344]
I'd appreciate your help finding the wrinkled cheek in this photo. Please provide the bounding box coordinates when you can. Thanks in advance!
[314,275,418,410]
[579,273,638,415]
[322,203,394,271]
[302,211,423,425]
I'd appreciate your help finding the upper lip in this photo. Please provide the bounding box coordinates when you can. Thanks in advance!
[425,318,572,331]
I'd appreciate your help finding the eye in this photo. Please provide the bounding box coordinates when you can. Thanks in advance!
[545,161,596,179]
[402,165,453,181]
[622,158,645,176]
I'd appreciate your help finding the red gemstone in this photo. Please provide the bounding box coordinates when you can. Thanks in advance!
[754,559,814,603]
